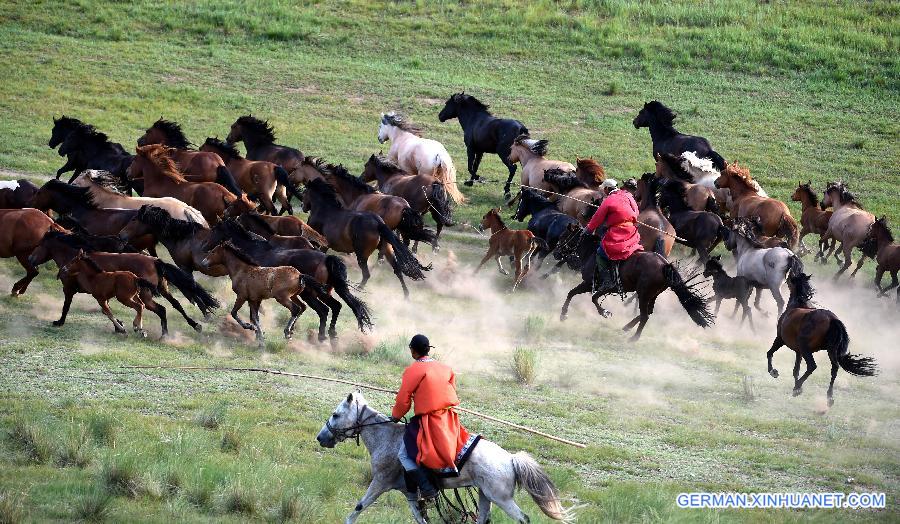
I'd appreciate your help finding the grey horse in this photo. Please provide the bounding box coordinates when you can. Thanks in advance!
[317,392,574,523]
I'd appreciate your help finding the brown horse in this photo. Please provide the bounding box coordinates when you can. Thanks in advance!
[542,168,604,225]
[575,157,606,189]
[864,217,900,299]
[201,242,308,347]
[747,216,789,248]
[137,119,243,196]
[791,181,835,258]
[236,211,328,248]
[508,135,575,192]
[715,162,798,249]
[820,182,875,280]
[0,180,39,209]
[302,178,430,297]
[656,153,719,213]
[361,154,454,249]
[200,137,302,215]
[128,144,255,224]
[633,173,675,256]
[766,271,877,406]
[236,212,323,251]
[0,208,67,295]
[225,115,305,175]
[475,208,539,290]
[59,250,154,337]
[292,157,436,249]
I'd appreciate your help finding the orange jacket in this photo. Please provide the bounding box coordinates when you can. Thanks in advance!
[392,357,460,419]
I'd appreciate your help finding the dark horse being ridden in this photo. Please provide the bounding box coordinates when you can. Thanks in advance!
[438,93,528,197]
[633,101,726,171]
[558,226,714,341]
[512,189,579,271]
[56,122,135,191]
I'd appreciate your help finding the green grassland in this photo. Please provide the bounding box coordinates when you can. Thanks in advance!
[1,1,899,522]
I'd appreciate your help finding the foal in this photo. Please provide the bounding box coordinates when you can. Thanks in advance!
[475,208,538,291]
[59,250,152,337]
[702,255,755,331]
[201,242,307,347]
[865,217,900,300]
[791,181,834,258]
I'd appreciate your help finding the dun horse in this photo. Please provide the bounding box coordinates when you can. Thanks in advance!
[633,101,726,170]
[508,135,575,193]
[476,208,541,290]
[791,181,834,258]
[820,182,875,280]
[767,271,877,406]
[437,92,529,196]
[0,208,68,295]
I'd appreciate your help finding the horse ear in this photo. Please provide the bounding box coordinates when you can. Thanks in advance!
[346,392,353,403]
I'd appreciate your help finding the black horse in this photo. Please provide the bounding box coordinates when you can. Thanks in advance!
[703,255,755,331]
[633,101,726,171]
[438,93,528,196]
[57,123,135,191]
[512,189,579,270]
[49,116,85,149]
[658,179,725,264]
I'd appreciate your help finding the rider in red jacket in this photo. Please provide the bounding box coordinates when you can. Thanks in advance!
[585,184,643,293]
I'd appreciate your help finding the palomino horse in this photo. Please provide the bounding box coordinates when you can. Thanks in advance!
[791,181,835,258]
[633,101,726,170]
[128,144,255,225]
[72,169,209,226]
[377,112,465,204]
[200,137,302,215]
[302,179,430,297]
[633,173,675,256]
[820,182,875,280]
[201,242,308,347]
[508,134,575,193]
[137,118,243,196]
[863,217,900,299]
[715,162,799,249]
[0,208,67,295]
[59,250,154,337]
[437,92,529,195]
[361,154,454,250]
[292,157,436,249]
[724,218,801,316]
[476,208,540,290]
[557,226,714,341]
[767,271,877,406]
[0,179,39,209]
[317,392,573,524]
[58,123,135,190]
[542,168,604,225]
[658,179,725,264]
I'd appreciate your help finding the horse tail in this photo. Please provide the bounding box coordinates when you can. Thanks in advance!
[136,278,160,297]
[511,452,573,522]
[663,263,715,328]
[708,150,726,172]
[786,253,804,279]
[377,221,431,280]
[154,259,220,316]
[273,165,304,203]
[215,165,244,197]
[429,181,454,226]
[779,215,800,251]
[434,154,466,205]
[324,255,373,332]
[397,207,437,244]
[827,319,877,377]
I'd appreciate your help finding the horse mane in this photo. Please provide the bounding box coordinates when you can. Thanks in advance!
[218,241,261,266]
[305,157,375,194]
[381,112,423,137]
[235,115,276,143]
[151,119,192,149]
[544,168,586,191]
[644,101,677,128]
[42,180,97,209]
[136,205,203,240]
[797,183,818,205]
[74,252,106,274]
[219,217,267,243]
[575,158,606,184]
[81,169,130,195]
[368,154,406,175]
[640,172,662,205]
[68,123,112,147]
[661,179,689,207]
[722,162,756,190]
[787,272,816,309]
[54,115,84,129]
[451,93,491,114]
[658,153,694,182]
[514,134,549,156]
[202,137,242,159]
[136,144,188,183]
[704,256,725,274]
[832,182,863,208]
[306,178,345,209]
[732,218,768,249]
[680,151,720,177]
[45,230,119,253]
[872,217,893,242]
[239,212,276,235]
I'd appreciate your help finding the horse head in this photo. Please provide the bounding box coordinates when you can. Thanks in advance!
[316,392,373,448]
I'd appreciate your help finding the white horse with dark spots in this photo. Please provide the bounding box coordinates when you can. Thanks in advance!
[317,392,575,524]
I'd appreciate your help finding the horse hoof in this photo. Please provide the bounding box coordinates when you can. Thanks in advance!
[559,313,567,322]
[463,180,474,187]
[628,334,641,343]
[769,369,779,379]
[827,396,834,407]
[602,311,612,319]
[52,320,64,327]
[137,330,148,338]
[792,388,802,397]
[193,323,203,333]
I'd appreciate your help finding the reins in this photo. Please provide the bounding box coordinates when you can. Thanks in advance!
[325,404,405,447]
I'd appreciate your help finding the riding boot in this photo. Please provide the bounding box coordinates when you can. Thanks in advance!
[593,253,617,294]
[409,468,438,501]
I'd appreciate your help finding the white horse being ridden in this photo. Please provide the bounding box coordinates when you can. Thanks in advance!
[378,112,466,204]
[317,392,574,524]
[725,218,801,316]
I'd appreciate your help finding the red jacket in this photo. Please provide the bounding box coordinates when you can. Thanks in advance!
[586,190,643,260]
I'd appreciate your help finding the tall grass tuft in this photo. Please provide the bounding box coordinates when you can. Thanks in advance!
[220,428,241,454]
[523,315,546,341]
[367,336,409,366]
[512,347,538,385]
[276,490,320,522]
[223,482,255,515]
[70,484,112,522]
[194,403,227,430]
[186,485,212,510]
[0,490,25,524]
[7,417,52,464]
[87,413,117,447]
[162,470,181,498]
[55,425,92,468]
[101,458,141,498]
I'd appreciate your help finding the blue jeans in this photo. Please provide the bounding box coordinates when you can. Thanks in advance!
[398,440,417,471]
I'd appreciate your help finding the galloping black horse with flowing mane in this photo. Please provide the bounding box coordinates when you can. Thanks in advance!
[633,101,726,171]
[512,188,579,272]
[50,118,134,189]
[438,93,528,196]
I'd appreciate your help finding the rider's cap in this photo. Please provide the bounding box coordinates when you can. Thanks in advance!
[409,334,433,353]
[602,178,618,189]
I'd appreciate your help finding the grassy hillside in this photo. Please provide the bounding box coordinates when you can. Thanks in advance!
[0,1,898,522]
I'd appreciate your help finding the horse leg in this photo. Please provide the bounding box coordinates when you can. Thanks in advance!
[404,499,429,524]
[878,270,899,297]
[99,299,126,334]
[344,478,392,524]
[495,256,509,276]
[383,246,410,298]
[300,290,329,342]
[500,152,517,198]
[142,290,168,338]
[53,283,77,327]
[849,254,867,278]
[797,228,810,256]
[490,494,529,524]
[124,292,146,338]
[230,297,253,331]
[464,148,480,185]
[11,255,39,296]
[591,291,612,319]
[249,300,264,348]
[833,244,853,280]
[513,252,529,291]
[356,252,372,289]
[771,285,786,317]
[625,294,653,342]
[476,490,493,524]
[873,267,885,294]
[766,336,783,378]
[827,349,839,407]
[160,286,202,332]
[560,281,591,321]
[474,247,496,274]
[752,285,769,317]
[275,295,304,339]
[729,299,738,318]
[320,293,342,340]
[793,349,817,396]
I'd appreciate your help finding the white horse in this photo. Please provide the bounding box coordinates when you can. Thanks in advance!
[680,151,767,211]
[317,392,574,524]
[725,218,801,316]
[377,112,465,204]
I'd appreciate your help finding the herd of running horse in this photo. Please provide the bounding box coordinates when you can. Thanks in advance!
[0,96,891,407]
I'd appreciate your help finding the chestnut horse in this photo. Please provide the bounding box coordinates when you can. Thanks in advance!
[791,181,834,258]
[575,157,606,189]
[200,137,302,215]
[766,271,877,406]
[656,153,719,213]
[128,144,255,224]
[508,135,575,193]
[0,208,67,295]
[820,182,875,280]
[715,162,798,249]
[137,119,243,196]
[476,208,539,291]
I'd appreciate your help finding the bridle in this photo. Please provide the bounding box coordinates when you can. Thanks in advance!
[325,402,402,446]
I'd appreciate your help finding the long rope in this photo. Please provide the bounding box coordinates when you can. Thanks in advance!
[121,365,587,448]
[520,184,687,242]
